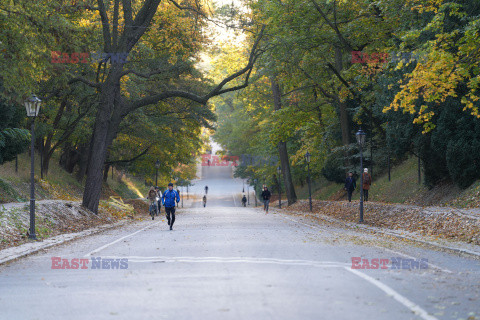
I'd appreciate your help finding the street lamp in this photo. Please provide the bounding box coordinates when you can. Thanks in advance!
[356,128,366,223]
[277,165,282,209]
[305,151,312,212]
[253,179,257,207]
[155,160,160,186]
[25,94,42,240]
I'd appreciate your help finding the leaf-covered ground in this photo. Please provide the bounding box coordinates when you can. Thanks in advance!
[280,200,480,245]
[0,199,144,250]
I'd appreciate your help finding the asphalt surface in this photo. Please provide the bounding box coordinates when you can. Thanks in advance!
[0,164,479,320]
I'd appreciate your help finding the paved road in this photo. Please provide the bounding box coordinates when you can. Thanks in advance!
[0,164,479,320]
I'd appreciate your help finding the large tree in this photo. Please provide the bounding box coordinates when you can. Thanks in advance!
[70,0,265,213]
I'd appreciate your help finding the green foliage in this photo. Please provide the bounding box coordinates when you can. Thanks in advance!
[0,98,30,164]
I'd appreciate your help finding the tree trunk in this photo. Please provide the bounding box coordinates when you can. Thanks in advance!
[270,77,297,205]
[82,66,126,213]
[75,143,89,182]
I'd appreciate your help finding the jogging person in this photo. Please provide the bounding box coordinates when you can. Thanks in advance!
[204,185,208,194]
[261,186,271,214]
[162,183,180,230]
[202,195,207,207]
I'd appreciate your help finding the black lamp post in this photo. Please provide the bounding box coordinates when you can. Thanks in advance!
[25,94,42,240]
[277,165,282,209]
[305,151,312,212]
[356,128,366,223]
[155,160,160,186]
[253,179,257,207]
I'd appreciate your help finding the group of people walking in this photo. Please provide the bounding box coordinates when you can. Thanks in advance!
[148,183,180,230]
[344,168,372,202]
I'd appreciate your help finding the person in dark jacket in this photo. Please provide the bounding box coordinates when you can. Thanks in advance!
[344,172,356,202]
[162,183,180,230]
[261,186,272,214]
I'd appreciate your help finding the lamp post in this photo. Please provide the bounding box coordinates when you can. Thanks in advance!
[247,180,250,205]
[277,165,282,209]
[155,160,160,186]
[356,128,366,223]
[253,179,257,206]
[25,94,42,240]
[305,151,312,212]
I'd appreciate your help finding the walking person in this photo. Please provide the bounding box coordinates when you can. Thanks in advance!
[362,168,372,202]
[241,194,247,207]
[162,183,180,230]
[155,186,162,216]
[202,195,207,207]
[261,186,271,214]
[344,172,356,202]
[204,185,208,194]
[148,187,158,220]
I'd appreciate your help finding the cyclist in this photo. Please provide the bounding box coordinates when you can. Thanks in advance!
[203,195,207,207]
[241,194,247,207]
[205,185,209,194]
[162,183,180,230]
[148,187,158,220]
[261,186,271,214]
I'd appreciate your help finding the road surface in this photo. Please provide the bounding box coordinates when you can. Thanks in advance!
[0,164,479,320]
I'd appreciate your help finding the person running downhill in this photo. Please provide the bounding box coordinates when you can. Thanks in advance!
[162,183,180,230]
[261,186,271,214]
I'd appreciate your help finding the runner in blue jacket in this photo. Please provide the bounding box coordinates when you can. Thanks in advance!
[162,183,180,230]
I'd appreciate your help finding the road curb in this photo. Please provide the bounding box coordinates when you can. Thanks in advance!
[274,209,480,259]
[0,218,132,266]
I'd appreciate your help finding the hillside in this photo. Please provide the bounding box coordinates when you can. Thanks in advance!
[294,157,480,209]
[0,151,148,204]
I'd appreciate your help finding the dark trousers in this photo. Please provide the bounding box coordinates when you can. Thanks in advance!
[347,190,353,202]
[165,207,176,227]
[157,201,162,213]
[363,189,369,202]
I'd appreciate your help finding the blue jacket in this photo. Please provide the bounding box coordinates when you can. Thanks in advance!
[162,189,180,207]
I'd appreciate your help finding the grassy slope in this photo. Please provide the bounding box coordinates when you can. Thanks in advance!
[297,157,479,208]
[0,151,148,204]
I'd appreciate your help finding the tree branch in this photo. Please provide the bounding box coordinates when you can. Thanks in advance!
[97,0,112,52]
[130,25,265,110]
[105,145,151,165]
[68,77,101,88]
